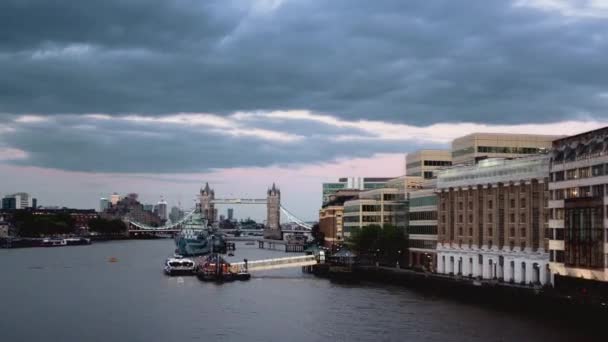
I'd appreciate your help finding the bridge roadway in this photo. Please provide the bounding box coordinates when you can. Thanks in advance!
[229,255,318,273]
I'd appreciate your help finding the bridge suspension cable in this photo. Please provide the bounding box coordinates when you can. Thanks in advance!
[129,208,196,230]
[280,205,312,230]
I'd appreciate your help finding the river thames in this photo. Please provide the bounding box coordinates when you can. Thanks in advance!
[0,240,600,342]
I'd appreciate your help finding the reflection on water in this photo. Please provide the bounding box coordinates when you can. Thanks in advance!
[0,240,599,342]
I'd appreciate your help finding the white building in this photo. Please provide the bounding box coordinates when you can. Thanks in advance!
[156,199,168,221]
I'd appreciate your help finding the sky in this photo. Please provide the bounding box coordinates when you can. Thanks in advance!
[1,0,608,221]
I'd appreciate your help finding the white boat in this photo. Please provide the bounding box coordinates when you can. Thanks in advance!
[41,238,67,247]
[164,256,196,276]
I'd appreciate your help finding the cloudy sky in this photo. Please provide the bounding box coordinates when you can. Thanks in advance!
[1,0,608,221]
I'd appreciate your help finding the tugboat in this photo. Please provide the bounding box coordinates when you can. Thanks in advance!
[195,254,250,282]
[164,256,196,276]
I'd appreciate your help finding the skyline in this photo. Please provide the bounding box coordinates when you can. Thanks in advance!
[1,0,608,220]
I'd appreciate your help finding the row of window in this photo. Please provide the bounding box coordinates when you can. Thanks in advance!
[409,239,437,249]
[408,225,437,235]
[549,185,605,200]
[446,240,530,251]
[551,164,607,181]
[477,146,543,154]
[444,226,529,238]
[424,160,452,166]
[410,195,437,207]
[409,211,437,221]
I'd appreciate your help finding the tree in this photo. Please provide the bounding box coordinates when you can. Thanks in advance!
[88,218,127,235]
[311,223,325,245]
[14,211,76,237]
[348,224,407,264]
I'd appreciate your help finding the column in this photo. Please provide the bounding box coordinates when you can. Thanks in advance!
[472,256,480,278]
[539,262,547,285]
[504,259,512,282]
[514,260,523,283]
[481,255,489,279]
[526,261,534,285]
[437,254,444,274]
[462,256,470,276]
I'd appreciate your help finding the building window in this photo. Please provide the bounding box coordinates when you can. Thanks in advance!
[458,227,463,236]
[592,164,604,177]
[459,202,463,210]
[469,227,473,236]
[555,250,565,263]
[520,213,526,222]
[520,227,526,237]
[488,226,493,236]
[521,198,526,208]
[488,213,493,222]
[458,215,463,223]
[554,171,565,181]
[579,167,590,179]
[468,201,473,210]
[592,185,604,197]
[510,227,515,237]
[510,199,515,208]
[510,213,515,223]
[488,200,493,209]
[566,169,577,180]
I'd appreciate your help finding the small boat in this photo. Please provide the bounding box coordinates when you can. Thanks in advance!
[164,256,196,276]
[41,238,67,247]
[64,237,91,246]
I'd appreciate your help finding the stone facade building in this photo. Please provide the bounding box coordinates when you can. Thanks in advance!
[436,156,550,285]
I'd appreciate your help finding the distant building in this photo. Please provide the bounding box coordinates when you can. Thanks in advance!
[156,199,168,221]
[2,193,33,209]
[102,195,162,227]
[322,177,395,205]
[451,133,561,165]
[169,206,184,223]
[219,214,226,222]
[32,198,37,209]
[227,208,234,220]
[319,190,360,248]
[406,149,452,179]
[99,198,109,212]
[1,197,16,210]
[110,193,121,206]
[143,204,154,212]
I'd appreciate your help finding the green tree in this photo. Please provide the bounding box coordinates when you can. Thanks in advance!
[15,211,76,237]
[310,223,325,244]
[348,224,407,264]
[88,218,127,235]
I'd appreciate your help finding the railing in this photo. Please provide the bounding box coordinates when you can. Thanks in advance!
[230,255,318,273]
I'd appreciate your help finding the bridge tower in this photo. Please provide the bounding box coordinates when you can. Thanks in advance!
[199,182,217,224]
[264,183,282,240]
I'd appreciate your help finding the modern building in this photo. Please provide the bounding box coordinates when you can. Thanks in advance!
[408,186,439,271]
[32,198,37,209]
[436,155,550,285]
[156,199,168,221]
[319,190,360,248]
[143,204,154,212]
[110,193,121,206]
[169,206,184,223]
[406,150,452,179]
[548,127,608,286]
[451,133,562,165]
[99,198,110,212]
[227,208,234,220]
[1,197,16,210]
[322,177,395,205]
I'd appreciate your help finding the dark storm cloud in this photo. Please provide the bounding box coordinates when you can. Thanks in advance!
[1,0,608,124]
[1,115,431,172]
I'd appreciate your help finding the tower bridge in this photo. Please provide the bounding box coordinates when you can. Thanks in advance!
[127,182,312,240]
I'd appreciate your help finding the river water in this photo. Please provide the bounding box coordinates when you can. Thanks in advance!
[0,240,599,342]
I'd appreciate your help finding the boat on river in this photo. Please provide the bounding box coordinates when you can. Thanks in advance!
[164,256,196,276]
[174,212,227,256]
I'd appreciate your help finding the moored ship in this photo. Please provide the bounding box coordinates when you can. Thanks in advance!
[174,212,227,257]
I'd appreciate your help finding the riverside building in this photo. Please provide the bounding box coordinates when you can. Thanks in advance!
[406,149,452,179]
[436,156,551,285]
[319,190,360,248]
[408,186,439,271]
[322,177,395,205]
[548,127,608,286]
[451,133,561,165]
[342,176,421,237]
